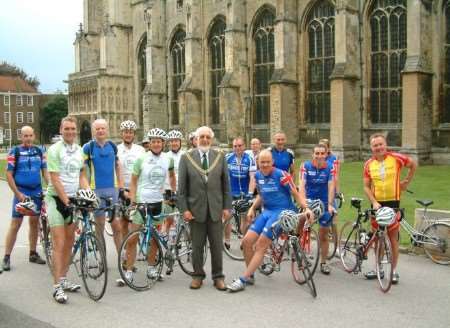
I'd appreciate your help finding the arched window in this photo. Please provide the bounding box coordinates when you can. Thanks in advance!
[209,19,226,125]
[137,35,147,122]
[253,8,275,125]
[369,0,406,124]
[170,30,186,126]
[306,0,335,124]
[443,1,450,123]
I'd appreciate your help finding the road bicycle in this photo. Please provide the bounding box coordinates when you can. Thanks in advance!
[70,196,108,301]
[118,203,206,291]
[401,199,450,265]
[102,190,131,237]
[38,193,53,273]
[258,217,317,297]
[223,197,253,261]
[338,197,395,293]
[325,192,344,260]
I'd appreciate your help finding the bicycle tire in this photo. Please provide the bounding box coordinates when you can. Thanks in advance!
[104,220,114,237]
[291,243,317,298]
[326,223,338,260]
[301,228,320,276]
[422,222,450,265]
[223,214,245,261]
[258,245,276,276]
[375,233,393,293]
[40,215,53,274]
[80,233,108,301]
[118,229,163,291]
[338,221,360,273]
[176,225,207,276]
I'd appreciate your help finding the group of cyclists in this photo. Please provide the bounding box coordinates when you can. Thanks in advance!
[0,117,416,303]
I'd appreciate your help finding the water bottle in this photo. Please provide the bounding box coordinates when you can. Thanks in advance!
[360,232,367,245]
[168,225,177,246]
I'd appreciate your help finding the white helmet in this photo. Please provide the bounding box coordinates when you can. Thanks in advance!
[375,207,396,226]
[307,199,324,220]
[15,198,39,216]
[167,130,183,140]
[120,120,137,131]
[278,210,299,233]
[76,189,98,205]
[188,131,197,140]
[147,128,167,140]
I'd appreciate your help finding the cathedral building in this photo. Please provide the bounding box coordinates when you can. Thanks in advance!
[68,0,450,163]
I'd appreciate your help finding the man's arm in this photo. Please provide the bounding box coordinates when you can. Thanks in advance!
[327,179,335,214]
[363,176,380,209]
[79,167,90,190]
[50,172,70,206]
[221,154,232,210]
[128,174,139,204]
[6,171,25,202]
[297,177,309,210]
[169,169,176,193]
[115,158,124,189]
[176,155,189,215]
[400,158,417,191]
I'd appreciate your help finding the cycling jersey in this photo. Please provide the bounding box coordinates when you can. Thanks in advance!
[326,153,339,174]
[117,143,145,188]
[363,152,411,202]
[46,141,84,197]
[132,152,174,203]
[7,145,46,191]
[269,147,295,172]
[226,152,256,197]
[83,140,118,189]
[255,168,296,211]
[165,149,185,188]
[301,160,335,205]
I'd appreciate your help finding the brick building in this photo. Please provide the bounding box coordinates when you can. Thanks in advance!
[68,0,450,163]
[0,75,41,146]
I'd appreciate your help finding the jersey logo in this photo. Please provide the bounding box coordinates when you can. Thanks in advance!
[280,171,295,189]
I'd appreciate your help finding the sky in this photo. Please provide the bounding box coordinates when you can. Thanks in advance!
[0,0,83,93]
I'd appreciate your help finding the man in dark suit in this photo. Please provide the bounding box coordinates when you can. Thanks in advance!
[177,126,232,290]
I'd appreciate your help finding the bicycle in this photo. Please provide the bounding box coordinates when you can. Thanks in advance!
[223,197,253,261]
[325,192,344,260]
[257,215,317,298]
[118,203,207,291]
[37,193,53,274]
[400,199,450,265]
[69,196,108,301]
[338,197,395,293]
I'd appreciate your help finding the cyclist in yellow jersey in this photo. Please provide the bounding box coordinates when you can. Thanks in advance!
[363,133,416,284]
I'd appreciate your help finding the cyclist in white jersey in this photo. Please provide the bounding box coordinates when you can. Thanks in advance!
[125,128,176,281]
[45,116,89,304]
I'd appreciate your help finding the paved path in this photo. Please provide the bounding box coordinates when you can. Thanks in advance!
[0,181,449,328]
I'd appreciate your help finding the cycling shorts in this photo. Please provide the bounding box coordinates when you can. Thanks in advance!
[11,190,42,219]
[249,209,285,240]
[132,202,172,226]
[94,188,118,218]
[318,210,333,228]
[46,195,72,227]
[370,201,401,232]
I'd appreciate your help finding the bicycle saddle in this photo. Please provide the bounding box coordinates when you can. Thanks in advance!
[416,200,433,207]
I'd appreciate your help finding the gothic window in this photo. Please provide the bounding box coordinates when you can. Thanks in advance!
[443,1,450,123]
[253,8,275,125]
[369,0,406,124]
[138,35,147,120]
[209,19,226,125]
[170,30,186,125]
[306,0,335,124]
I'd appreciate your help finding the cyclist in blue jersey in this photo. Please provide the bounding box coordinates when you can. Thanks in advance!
[269,132,295,181]
[299,144,336,275]
[227,150,313,292]
[82,119,124,256]
[224,137,256,248]
[2,126,48,271]
[319,138,342,202]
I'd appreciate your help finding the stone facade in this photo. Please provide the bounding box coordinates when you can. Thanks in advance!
[68,0,450,163]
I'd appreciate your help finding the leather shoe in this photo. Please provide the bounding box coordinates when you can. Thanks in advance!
[213,278,226,291]
[190,278,203,290]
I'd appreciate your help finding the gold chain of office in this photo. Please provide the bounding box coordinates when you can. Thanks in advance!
[185,151,222,176]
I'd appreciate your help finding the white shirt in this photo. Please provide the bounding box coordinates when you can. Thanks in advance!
[117,143,145,188]
[165,149,185,189]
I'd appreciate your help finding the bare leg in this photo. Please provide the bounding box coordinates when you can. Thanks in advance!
[28,216,39,253]
[4,218,23,256]
[242,235,272,278]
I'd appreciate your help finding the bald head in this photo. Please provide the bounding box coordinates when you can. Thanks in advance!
[258,149,273,175]
[20,126,35,146]
[92,118,108,142]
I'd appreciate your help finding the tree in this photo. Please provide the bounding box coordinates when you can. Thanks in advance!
[0,61,40,89]
[40,94,68,143]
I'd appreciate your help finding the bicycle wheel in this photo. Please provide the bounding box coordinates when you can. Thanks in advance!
[326,223,338,260]
[104,220,113,237]
[422,222,450,265]
[80,232,108,301]
[40,216,53,273]
[375,233,393,293]
[338,221,360,273]
[291,243,317,298]
[118,229,163,291]
[223,214,245,261]
[258,247,276,276]
[176,225,207,276]
[301,228,320,276]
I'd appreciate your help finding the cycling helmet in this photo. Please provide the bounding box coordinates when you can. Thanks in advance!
[147,128,167,140]
[15,198,39,216]
[307,199,324,220]
[76,189,98,205]
[233,199,252,213]
[167,130,183,140]
[120,120,137,131]
[278,210,299,233]
[188,131,197,140]
[375,207,396,226]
